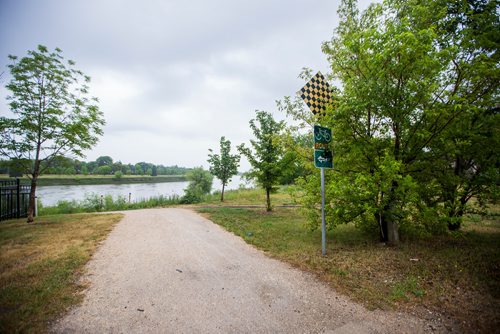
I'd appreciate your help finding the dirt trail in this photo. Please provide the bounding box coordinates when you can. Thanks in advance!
[52,208,444,333]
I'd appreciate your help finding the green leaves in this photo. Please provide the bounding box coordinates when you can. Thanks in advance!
[207,137,240,201]
[1,45,105,221]
[1,45,104,171]
[292,0,499,241]
[181,167,213,204]
[238,111,286,211]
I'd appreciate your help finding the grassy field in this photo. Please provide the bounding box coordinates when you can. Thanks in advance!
[202,187,296,207]
[0,174,187,186]
[197,191,500,333]
[0,213,123,333]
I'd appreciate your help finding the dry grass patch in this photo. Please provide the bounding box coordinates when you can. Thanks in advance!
[0,213,123,333]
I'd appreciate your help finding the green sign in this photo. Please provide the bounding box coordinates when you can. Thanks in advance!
[314,149,333,169]
[314,125,331,144]
[314,125,333,169]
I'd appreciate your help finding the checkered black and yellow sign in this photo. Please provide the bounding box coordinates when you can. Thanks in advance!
[298,71,334,115]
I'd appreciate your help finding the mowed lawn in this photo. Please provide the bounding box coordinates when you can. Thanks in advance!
[198,201,500,333]
[0,213,123,333]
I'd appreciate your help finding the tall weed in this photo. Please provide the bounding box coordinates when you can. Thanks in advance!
[38,193,180,215]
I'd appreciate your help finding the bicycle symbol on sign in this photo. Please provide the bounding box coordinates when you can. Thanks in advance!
[314,126,331,142]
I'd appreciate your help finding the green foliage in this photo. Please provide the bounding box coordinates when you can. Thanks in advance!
[286,0,499,243]
[208,136,240,201]
[0,156,192,177]
[134,163,143,175]
[275,130,314,185]
[38,193,180,215]
[96,156,113,167]
[0,45,105,222]
[238,111,286,211]
[114,171,123,179]
[390,276,425,301]
[180,167,213,204]
[93,165,112,175]
[0,45,104,172]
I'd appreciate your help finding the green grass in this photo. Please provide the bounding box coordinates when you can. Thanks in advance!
[0,213,123,333]
[202,186,297,207]
[198,206,500,333]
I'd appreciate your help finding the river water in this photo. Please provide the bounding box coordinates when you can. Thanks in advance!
[36,175,249,206]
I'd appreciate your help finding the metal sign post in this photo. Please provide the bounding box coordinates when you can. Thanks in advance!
[298,72,334,256]
[314,125,332,256]
[320,167,326,256]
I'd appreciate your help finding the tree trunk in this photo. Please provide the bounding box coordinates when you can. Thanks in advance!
[221,183,225,202]
[379,209,400,245]
[447,198,466,231]
[266,187,271,212]
[447,156,467,231]
[383,123,401,246]
[376,212,387,242]
[27,160,41,223]
[27,176,37,223]
[380,181,400,246]
[385,210,400,246]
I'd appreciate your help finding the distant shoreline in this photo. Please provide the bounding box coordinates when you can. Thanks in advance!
[0,175,188,186]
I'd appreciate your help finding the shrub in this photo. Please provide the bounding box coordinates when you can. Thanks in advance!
[180,167,213,204]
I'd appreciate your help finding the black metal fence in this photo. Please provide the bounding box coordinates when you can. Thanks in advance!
[0,179,31,221]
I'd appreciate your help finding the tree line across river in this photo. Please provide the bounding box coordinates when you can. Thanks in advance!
[0,156,191,177]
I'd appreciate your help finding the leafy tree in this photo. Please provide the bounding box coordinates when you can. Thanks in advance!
[0,45,104,222]
[63,167,76,175]
[134,163,143,175]
[122,164,132,175]
[94,165,112,175]
[180,167,213,204]
[276,131,313,185]
[43,155,75,174]
[286,0,499,243]
[208,136,240,201]
[111,161,122,173]
[238,111,285,211]
[87,161,97,174]
[81,165,89,175]
[0,160,9,174]
[417,0,500,230]
[96,156,113,167]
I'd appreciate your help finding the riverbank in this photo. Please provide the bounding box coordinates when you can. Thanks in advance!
[0,174,187,186]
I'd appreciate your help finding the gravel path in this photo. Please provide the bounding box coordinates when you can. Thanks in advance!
[52,208,443,333]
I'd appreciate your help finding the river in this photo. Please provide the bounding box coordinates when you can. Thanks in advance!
[36,175,250,206]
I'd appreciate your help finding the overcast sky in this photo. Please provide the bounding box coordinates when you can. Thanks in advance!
[0,0,372,170]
